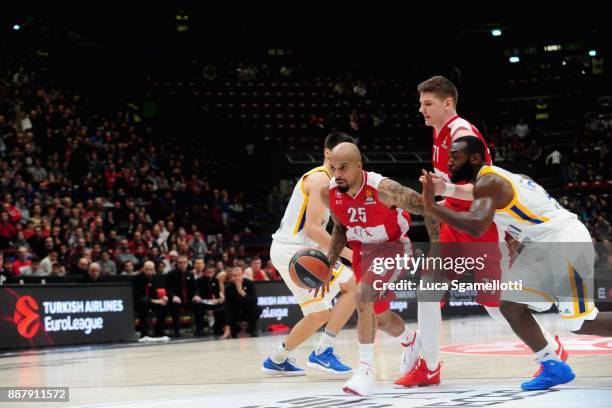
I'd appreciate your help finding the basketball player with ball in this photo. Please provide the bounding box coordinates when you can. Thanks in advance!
[262,132,359,376]
[325,142,440,396]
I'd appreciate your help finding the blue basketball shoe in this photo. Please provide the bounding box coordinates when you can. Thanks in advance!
[521,359,575,391]
[307,347,352,374]
[262,357,305,376]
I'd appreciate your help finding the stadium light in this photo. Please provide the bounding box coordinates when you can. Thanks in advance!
[491,29,502,37]
[509,56,520,63]
[13,24,20,31]
[589,49,597,57]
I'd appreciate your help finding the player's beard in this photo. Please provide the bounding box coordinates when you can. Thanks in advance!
[450,161,478,184]
[336,184,349,193]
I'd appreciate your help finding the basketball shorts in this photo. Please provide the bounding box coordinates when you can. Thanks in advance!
[354,239,413,315]
[500,219,599,331]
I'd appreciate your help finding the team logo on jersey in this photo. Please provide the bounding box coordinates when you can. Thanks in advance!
[335,190,342,198]
[365,189,376,205]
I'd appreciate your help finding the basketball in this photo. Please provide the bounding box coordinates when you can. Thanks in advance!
[289,248,332,289]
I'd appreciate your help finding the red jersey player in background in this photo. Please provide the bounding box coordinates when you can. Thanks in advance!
[324,142,439,396]
[395,76,566,387]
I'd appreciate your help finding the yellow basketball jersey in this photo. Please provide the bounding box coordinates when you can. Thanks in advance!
[478,165,577,243]
[272,166,331,246]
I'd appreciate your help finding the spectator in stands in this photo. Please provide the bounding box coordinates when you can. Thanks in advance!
[30,259,42,275]
[13,246,33,276]
[27,226,46,257]
[546,148,562,179]
[12,231,30,250]
[264,260,281,281]
[114,239,140,270]
[165,255,204,336]
[40,237,55,259]
[189,231,207,260]
[244,257,268,281]
[595,216,612,241]
[39,250,58,276]
[121,260,136,275]
[163,250,178,273]
[0,211,16,249]
[82,262,103,283]
[132,260,168,338]
[224,266,260,338]
[0,252,15,283]
[515,118,530,139]
[99,251,117,276]
[70,257,90,276]
[192,258,206,279]
[267,186,283,216]
[49,262,65,277]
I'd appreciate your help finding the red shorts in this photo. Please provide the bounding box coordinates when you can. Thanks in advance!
[439,222,505,307]
[353,240,412,315]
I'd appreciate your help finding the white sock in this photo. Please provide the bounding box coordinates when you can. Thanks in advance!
[315,329,336,355]
[358,343,374,371]
[271,342,291,364]
[535,343,561,362]
[419,302,441,371]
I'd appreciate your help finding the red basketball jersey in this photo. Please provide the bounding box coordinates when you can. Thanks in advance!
[329,171,411,250]
[432,115,492,211]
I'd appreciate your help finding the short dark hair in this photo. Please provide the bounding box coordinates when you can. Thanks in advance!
[324,132,356,150]
[417,75,458,107]
[454,136,485,161]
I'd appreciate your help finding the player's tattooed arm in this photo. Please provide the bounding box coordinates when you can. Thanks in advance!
[378,178,440,242]
[327,212,347,269]
[378,178,425,215]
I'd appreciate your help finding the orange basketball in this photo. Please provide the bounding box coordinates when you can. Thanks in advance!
[289,248,332,289]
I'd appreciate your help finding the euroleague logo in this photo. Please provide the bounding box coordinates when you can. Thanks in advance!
[13,295,41,339]
[441,336,612,356]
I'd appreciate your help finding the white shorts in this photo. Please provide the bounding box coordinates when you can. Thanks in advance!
[501,219,599,331]
[270,240,354,315]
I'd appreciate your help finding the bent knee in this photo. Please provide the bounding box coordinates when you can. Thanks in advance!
[307,309,331,325]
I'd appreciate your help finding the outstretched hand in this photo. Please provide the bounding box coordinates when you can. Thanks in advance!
[420,169,437,211]
[419,171,446,195]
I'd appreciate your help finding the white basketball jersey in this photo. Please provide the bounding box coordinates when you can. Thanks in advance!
[478,165,577,242]
[272,166,331,246]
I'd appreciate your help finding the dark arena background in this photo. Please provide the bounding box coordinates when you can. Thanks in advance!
[0,8,610,408]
